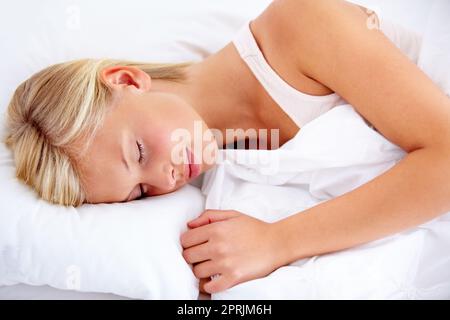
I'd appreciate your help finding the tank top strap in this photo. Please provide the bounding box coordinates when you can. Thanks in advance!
[232,19,346,129]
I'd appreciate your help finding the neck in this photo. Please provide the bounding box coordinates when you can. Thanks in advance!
[150,43,263,146]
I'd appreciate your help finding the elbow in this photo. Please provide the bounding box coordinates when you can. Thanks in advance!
[410,138,450,180]
[423,142,450,181]
[433,137,450,157]
[421,128,450,155]
[424,142,450,160]
[419,143,450,212]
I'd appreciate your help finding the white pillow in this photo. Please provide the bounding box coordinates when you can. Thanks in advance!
[416,0,450,96]
[0,126,205,299]
[0,0,271,299]
[349,0,434,35]
[0,0,272,115]
[0,0,431,121]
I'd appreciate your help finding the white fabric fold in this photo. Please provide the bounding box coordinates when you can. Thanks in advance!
[204,103,450,299]
[202,1,450,298]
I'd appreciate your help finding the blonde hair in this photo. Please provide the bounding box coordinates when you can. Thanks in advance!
[3,58,193,207]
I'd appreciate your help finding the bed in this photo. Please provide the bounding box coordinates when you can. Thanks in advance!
[1,0,449,300]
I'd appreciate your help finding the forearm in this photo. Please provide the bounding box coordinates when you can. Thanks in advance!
[273,146,450,265]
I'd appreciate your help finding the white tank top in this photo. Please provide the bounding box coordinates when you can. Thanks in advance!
[231,15,422,129]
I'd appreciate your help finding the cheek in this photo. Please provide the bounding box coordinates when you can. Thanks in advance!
[146,128,170,153]
[141,97,204,161]
[145,126,184,163]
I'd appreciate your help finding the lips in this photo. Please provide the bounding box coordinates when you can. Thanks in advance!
[184,148,191,180]
[186,147,200,180]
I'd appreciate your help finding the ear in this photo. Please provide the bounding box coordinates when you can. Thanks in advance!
[100,66,151,92]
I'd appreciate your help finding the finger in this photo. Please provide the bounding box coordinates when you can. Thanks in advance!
[193,260,219,279]
[188,210,240,228]
[187,209,216,228]
[182,242,211,264]
[180,224,211,249]
[187,214,212,229]
[199,278,209,294]
[204,274,234,294]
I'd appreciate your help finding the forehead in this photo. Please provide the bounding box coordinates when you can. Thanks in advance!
[78,107,131,203]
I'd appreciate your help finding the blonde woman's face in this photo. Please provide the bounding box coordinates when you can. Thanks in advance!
[79,86,218,204]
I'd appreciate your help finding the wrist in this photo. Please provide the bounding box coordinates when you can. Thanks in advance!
[269,215,309,267]
[268,219,297,268]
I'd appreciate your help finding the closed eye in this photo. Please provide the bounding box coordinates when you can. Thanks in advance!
[135,141,146,200]
[137,141,145,163]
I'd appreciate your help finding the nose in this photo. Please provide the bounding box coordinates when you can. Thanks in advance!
[169,168,177,188]
[166,164,179,189]
[141,164,182,196]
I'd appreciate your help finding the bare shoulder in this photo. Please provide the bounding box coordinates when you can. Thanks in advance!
[252,0,373,74]
[250,0,336,96]
[255,0,450,152]
[253,0,373,32]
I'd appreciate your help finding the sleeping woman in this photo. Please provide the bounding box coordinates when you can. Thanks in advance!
[4,0,450,294]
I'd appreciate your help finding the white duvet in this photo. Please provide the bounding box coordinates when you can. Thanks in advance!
[201,0,450,300]
[202,104,450,300]
[0,0,448,300]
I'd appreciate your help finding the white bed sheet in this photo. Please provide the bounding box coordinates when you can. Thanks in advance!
[204,0,450,299]
[0,284,211,300]
[0,284,129,300]
[0,0,442,300]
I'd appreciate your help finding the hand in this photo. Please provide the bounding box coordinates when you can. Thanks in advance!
[180,209,285,294]
[198,278,209,295]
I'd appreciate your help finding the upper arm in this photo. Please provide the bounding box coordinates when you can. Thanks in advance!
[267,0,450,152]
